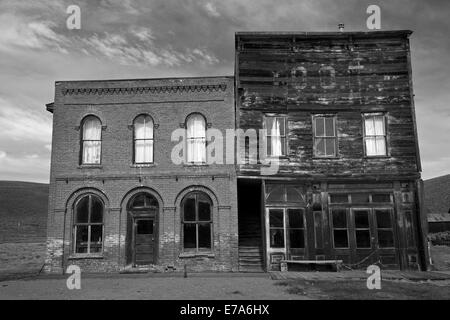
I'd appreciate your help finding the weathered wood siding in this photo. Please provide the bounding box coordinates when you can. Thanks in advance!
[236,31,420,179]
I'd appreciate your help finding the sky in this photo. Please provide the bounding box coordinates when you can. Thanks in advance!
[0,0,449,183]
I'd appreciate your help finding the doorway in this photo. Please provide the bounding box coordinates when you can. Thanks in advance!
[126,192,159,266]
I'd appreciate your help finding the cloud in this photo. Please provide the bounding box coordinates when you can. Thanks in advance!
[0,14,68,54]
[0,151,50,183]
[0,97,52,143]
[204,2,220,17]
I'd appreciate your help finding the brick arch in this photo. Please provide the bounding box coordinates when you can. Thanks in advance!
[120,186,164,210]
[65,187,110,211]
[174,185,219,208]
[126,111,160,127]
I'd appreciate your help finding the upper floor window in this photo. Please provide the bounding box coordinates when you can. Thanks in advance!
[363,113,387,156]
[74,194,103,254]
[265,116,286,157]
[186,113,206,163]
[134,115,154,164]
[313,115,337,157]
[81,116,102,164]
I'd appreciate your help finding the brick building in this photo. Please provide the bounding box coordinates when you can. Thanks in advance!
[45,30,428,273]
[45,77,238,273]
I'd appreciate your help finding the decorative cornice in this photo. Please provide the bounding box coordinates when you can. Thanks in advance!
[62,84,227,96]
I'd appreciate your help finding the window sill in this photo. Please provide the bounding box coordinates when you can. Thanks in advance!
[183,163,209,167]
[312,157,340,160]
[363,156,390,159]
[68,254,104,260]
[130,163,157,168]
[78,165,103,169]
[179,252,214,258]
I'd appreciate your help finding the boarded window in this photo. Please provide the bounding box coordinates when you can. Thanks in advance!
[363,114,387,156]
[313,116,337,157]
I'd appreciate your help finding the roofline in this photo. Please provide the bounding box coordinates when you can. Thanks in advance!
[235,30,413,37]
[55,75,234,84]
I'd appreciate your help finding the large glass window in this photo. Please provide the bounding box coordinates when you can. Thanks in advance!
[74,194,103,254]
[375,209,394,248]
[313,116,337,157]
[186,114,206,163]
[182,192,212,251]
[354,209,371,248]
[134,115,154,164]
[265,116,287,157]
[269,209,284,248]
[332,208,349,248]
[363,114,387,156]
[287,209,305,249]
[81,116,102,164]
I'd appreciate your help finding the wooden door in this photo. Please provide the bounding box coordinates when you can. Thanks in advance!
[133,218,155,266]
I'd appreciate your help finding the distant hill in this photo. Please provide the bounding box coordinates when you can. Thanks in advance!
[0,181,48,243]
[424,175,450,214]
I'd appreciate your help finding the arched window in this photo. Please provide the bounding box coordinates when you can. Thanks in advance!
[74,194,104,254]
[130,192,159,211]
[134,115,154,164]
[181,192,212,251]
[186,114,206,163]
[81,116,102,164]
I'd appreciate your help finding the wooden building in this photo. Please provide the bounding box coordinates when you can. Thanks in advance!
[235,31,429,271]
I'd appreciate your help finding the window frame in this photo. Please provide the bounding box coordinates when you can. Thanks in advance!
[352,208,373,249]
[264,115,288,157]
[133,114,155,165]
[80,115,102,165]
[312,114,338,158]
[374,208,395,249]
[181,192,213,253]
[185,113,207,164]
[362,113,388,157]
[72,194,104,255]
[330,208,350,249]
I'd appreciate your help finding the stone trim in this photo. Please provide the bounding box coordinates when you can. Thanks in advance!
[62,84,227,96]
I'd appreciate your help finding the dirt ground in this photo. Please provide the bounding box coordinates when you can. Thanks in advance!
[0,243,449,299]
[0,274,306,300]
[275,279,450,300]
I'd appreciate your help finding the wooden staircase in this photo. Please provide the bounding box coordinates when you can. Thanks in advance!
[238,246,264,272]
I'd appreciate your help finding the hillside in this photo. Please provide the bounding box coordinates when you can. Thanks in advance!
[424,174,450,214]
[0,181,48,243]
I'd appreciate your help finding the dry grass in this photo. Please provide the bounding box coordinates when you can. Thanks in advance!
[431,245,450,270]
[0,242,46,275]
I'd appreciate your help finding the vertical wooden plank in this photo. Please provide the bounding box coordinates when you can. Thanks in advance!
[393,181,407,269]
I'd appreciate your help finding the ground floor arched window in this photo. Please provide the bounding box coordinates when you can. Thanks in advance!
[73,194,104,254]
[181,191,212,252]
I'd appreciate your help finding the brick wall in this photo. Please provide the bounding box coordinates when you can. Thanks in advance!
[45,76,239,273]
